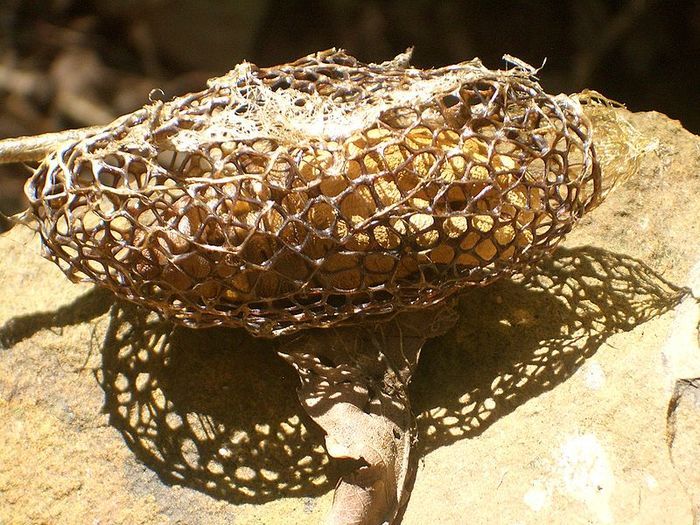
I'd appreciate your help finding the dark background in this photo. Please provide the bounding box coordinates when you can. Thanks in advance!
[1,0,698,218]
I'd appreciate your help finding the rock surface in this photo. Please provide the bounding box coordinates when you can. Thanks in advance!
[1,111,699,524]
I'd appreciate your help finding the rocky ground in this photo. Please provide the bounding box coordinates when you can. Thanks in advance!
[1,110,698,524]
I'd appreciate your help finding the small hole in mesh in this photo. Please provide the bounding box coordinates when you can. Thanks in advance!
[472,120,498,138]
[326,295,346,308]
[465,91,482,105]
[86,259,105,274]
[98,194,117,215]
[54,214,70,235]
[98,170,120,188]
[61,245,78,259]
[474,81,495,94]
[115,247,130,262]
[45,182,65,198]
[442,94,460,108]
[526,158,546,180]
[536,221,553,236]
[316,355,335,368]
[270,77,291,91]
[556,184,570,200]
[103,155,124,168]
[75,164,94,186]
[156,150,189,172]
[137,209,158,228]
[371,289,394,303]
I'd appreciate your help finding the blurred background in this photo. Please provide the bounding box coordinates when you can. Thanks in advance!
[1,0,698,223]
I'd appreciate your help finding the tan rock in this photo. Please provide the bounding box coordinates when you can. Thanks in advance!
[1,111,699,524]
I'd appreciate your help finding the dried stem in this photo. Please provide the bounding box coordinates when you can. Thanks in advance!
[0,126,104,164]
[277,306,457,525]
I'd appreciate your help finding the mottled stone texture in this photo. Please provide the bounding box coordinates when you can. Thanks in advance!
[1,111,699,524]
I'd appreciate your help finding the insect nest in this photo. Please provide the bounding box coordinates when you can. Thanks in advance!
[23,49,641,338]
[12,49,644,525]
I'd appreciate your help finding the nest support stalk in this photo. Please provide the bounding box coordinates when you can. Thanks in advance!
[277,305,457,525]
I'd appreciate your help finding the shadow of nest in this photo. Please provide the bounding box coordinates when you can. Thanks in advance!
[411,245,688,452]
[96,304,339,503]
[0,245,688,505]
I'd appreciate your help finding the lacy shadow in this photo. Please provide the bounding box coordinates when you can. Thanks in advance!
[3,244,685,508]
[0,287,112,348]
[97,303,339,504]
[411,245,689,454]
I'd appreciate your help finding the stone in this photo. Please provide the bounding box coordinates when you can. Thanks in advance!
[1,111,699,524]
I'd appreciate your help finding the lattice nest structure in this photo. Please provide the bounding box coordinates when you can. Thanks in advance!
[13,49,648,525]
[24,49,640,337]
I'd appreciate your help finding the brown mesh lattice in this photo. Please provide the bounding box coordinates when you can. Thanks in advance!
[25,49,601,337]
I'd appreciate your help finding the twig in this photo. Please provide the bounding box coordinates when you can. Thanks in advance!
[0,126,103,164]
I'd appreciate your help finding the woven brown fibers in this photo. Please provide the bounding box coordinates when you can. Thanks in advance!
[25,49,609,337]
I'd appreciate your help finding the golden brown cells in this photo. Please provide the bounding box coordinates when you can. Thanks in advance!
[374,178,402,207]
[241,233,277,265]
[365,253,396,274]
[347,231,372,250]
[340,185,376,226]
[455,253,479,267]
[281,192,309,215]
[498,245,516,261]
[195,280,221,301]
[262,209,285,234]
[441,155,467,182]
[462,137,489,161]
[382,144,407,171]
[156,230,191,256]
[333,219,349,240]
[505,188,527,208]
[404,127,433,149]
[273,251,310,281]
[429,244,455,265]
[468,164,490,181]
[409,213,439,248]
[494,224,515,245]
[178,253,211,279]
[162,264,192,291]
[516,229,534,246]
[460,232,480,250]
[321,253,361,291]
[299,150,333,182]
[443,216,468,238]
[135,258,159,280]
[25,49,605,337]
[223,271,255,302]
[373,225,400,250]
[320,175,349,197]
[307,202,336,230]
[471,214,494,233]
[414,152,439,180]
[475,239,497,261]
[435,129,460,149]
